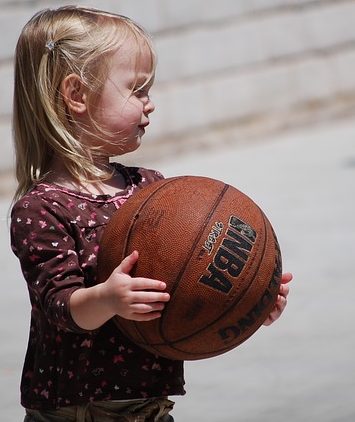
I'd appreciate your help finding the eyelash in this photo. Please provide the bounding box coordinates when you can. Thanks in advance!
[134,87,150,98]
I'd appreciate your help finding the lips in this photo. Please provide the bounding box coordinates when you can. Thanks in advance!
[138,122,149,135]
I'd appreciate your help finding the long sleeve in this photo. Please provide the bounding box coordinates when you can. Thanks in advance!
[11,194,89,332]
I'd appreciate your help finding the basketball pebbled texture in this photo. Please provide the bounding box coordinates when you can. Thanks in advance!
[97,176,282,360]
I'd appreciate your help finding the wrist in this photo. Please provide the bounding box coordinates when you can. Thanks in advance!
[70,284,115,330]
[95,281,117,317]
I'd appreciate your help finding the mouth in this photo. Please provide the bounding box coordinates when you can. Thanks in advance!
[138,122,149,135]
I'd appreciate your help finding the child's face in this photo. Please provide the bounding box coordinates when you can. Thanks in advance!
[88,36,155,156]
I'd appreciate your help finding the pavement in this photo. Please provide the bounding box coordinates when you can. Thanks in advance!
[1,118,354,421]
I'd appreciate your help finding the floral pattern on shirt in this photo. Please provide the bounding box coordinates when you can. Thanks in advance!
[10,165,185,410]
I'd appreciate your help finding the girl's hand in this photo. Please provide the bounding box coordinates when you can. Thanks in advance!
[102,250,170,321]
[263,272,293,326]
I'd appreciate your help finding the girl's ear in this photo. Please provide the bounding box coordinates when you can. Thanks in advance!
[60,74,87,114]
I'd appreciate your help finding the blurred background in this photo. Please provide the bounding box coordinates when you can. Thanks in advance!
[1,0,355,186]
[1,1,354,421]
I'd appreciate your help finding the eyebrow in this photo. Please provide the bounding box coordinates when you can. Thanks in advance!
[135,74,154,89]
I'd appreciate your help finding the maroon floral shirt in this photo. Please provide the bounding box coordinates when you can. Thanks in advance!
[10,164,185,410]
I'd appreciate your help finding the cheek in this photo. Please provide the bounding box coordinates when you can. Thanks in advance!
[121,99,143,120]
[95,96,143,134]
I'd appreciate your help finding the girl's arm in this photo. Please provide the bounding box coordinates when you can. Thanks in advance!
[70,250,170,330]
[71,264,293,331]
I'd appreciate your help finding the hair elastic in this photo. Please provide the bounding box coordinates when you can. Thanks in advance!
[45,40,56,52]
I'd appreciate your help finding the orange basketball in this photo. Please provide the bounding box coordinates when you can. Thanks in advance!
[97,176,282,360]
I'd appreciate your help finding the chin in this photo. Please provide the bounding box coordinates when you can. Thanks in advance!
[117,140,141,156]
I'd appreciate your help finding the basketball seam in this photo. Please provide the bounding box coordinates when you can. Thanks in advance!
[121,176,194,354]
[158,182,230,348]
[121,177,180,262]
[168,209,281,359]
[152,203,272,358]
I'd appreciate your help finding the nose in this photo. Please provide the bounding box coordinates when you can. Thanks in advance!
[144,97,155,115]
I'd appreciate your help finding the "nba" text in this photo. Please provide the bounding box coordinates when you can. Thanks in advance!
[198,216,256,294]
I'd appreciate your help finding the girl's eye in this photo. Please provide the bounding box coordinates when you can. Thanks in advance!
[134,87,150,100]
[134,87,147,95]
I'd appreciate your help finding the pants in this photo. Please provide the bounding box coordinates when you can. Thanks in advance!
[24,397,175,422]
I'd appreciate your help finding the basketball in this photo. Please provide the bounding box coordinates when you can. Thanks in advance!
[97,176,282,360]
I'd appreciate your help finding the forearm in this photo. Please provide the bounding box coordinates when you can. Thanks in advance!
[69,284,115,331]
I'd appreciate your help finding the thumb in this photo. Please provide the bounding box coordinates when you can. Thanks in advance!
[116,250,139,275]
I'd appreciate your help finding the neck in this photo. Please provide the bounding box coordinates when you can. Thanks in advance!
[44,159,127,196]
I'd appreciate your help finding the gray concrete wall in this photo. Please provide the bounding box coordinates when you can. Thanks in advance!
[1,0,355,176]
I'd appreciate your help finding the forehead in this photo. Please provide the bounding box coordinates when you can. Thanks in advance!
[109,35,155,81]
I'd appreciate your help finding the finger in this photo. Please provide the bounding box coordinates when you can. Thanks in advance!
[130,278,167,291]
[115,250,139,275]
[131,291,170,303]
[130,302,166,314]
[279,283,290,298]
[263,310,279,326]
[263,309,278,325]
[276,294,288,311]
[281,272,293,284]
[263,296,287,326]
[263,315,274,326]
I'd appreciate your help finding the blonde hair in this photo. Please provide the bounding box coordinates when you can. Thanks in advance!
[13,6,156,200]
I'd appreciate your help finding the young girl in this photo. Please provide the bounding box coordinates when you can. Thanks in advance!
[10,6,292,421]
